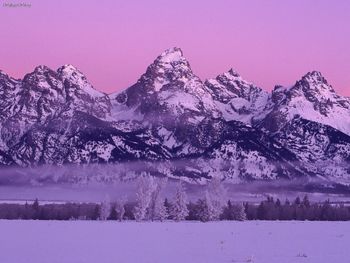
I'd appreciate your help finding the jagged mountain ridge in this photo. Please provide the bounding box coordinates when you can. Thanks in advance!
[1,47,350,184]
[0,65,110,151]
[258,71,350,135]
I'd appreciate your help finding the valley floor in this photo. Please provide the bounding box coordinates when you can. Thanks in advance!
[0,220,348,263]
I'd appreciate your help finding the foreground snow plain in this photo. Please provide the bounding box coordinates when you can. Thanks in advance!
[0,220,348,263]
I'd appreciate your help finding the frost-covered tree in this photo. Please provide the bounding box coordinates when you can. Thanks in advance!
[187,191,217,222]
[99,196,111,221]
[205,190,218,221]
[148,178,168,221]
[234,203,247,221]
[134,174,156,221]
[164,198,172,217]
[171,182,189,221]
[206,177,227,220]
[153,198,168,221]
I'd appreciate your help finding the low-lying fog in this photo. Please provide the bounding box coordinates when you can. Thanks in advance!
[0,164,350,203]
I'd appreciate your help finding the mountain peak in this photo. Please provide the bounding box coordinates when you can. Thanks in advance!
[57,64,105,98]
[157,47,184,63]
[57,64,82,77]
[139,47,195,90]
[33,65,52,74]
[296,70,335,95]
[227,68,241,78]
[0,70,9,78]
[58,64,78,73]
[305,70,323,77]
[301,70,329,85]
[151,47,190,71]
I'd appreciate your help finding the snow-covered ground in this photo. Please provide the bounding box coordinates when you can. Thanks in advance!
[0,220,348,263]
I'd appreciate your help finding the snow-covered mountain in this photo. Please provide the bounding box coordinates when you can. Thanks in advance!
[109,47,219,124]
[258,71,350,135]
[1,47,350,185]
[0,65,110,150]
[205,69,269,124]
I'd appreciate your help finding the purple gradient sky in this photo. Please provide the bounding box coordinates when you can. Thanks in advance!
[1,0,350,95]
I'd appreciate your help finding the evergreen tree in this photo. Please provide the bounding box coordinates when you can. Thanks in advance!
[234,202,247,221]
[275,199,281,207]
[302,195,310,208]
[244,202,258,220]
[23,202,30,219]
[32,198,39,210]
[257,201,266,220]
[294,196,301,206]
[222,200,234,220]
[92,205,100,220]
[153,198,168,221]
[32,198,40,220]
[187,201,199,221]
[164,198,172,219]
[124,202,136,220]
[108,205,118,220]
[195,198,210,222]
[170,182,189,221]
[267,196,274,203]
[222,200,246,221]
[321,199,334,221]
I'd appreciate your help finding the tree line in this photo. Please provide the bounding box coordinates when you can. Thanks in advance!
[0,176,349,221]
[244,196,350,221]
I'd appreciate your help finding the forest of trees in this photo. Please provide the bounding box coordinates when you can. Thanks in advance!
[0,177,350,221]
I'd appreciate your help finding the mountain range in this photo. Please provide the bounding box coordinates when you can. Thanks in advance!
[1,47,350,186]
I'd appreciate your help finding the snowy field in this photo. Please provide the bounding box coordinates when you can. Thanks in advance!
[0,221,349,263]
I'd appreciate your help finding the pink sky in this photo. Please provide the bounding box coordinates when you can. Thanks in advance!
[1,0,349,95]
